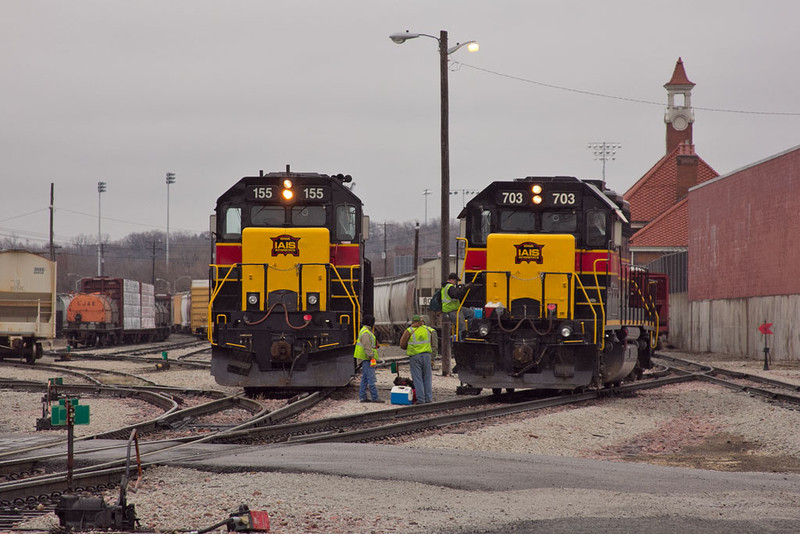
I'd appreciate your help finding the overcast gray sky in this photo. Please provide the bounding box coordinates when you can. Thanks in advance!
[3,0,799,245]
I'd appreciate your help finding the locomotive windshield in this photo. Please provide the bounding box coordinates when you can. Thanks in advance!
[541,211,578,232]
[247,205,328,227]
[499,209,536,232]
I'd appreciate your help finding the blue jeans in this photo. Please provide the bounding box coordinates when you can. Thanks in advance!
[409,352,432,403]
[447,307,475,338]
[359,360,379,401]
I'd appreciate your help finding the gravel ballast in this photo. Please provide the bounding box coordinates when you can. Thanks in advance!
[4,348,800,532]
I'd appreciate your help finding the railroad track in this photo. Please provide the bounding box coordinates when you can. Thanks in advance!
[0,388,334,505]
[654,353,800,407]
[10,356,796,522]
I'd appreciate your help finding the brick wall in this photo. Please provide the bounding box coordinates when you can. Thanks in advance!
[689,146,800,301]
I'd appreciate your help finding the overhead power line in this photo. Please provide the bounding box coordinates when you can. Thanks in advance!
[456,61,800,117]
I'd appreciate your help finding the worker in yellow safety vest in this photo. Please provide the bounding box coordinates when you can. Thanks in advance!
[399,314,435,403]
[354,314,383,403]
[441,272,474,339]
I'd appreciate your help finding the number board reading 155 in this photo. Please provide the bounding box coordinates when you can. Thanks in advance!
[247,185,330,203]
[495,188,581,207]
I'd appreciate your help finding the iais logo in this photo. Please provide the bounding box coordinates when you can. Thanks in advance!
[514,242,544,264]
[271,234,301,257]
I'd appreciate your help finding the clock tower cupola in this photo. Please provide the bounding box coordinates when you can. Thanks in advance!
[664,57,695,153]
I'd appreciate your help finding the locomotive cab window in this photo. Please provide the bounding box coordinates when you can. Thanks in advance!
[292,205,326,226]
[223,207,242,238]
[585,210,608,247]
[542,211,577,232]
[499,209,536,233]
[250,206,285,226]
[335,205,357,241]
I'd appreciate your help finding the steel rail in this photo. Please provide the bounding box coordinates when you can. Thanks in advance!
[289,375,697,444]
[0,389,331,502]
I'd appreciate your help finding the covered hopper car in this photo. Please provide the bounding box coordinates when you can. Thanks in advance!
[0,250,56,363]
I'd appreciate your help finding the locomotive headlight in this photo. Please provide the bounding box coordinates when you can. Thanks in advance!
[531,184,542,194]
[560,325,573,338]
[282,189,294,200]
[478,324,490,337]
[247,294,259,306]
[307,294,319,305]
[283,179,293,188]
[532,195,543,204]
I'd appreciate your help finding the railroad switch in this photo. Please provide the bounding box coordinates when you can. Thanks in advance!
[156,350,171,370]
[193,504,271,533]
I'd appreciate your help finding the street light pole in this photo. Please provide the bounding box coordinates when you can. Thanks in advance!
[438,30,450,291]
[97,181,106,276]
[422,188,432,225]
[390,29,478,376]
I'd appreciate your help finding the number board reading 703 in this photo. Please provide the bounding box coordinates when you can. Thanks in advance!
[495,189,581,207]
[247,185,330,202]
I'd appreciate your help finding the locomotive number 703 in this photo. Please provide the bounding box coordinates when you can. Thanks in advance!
[501,191,525,204]
[551,192,576,205]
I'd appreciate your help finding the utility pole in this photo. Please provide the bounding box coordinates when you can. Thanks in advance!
[97,182,106,276]
[151,241,158,286]
[49,183,55,261]
[166,172,176,270]
[383,221,388,276]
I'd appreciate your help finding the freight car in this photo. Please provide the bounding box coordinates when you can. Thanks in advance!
[63,277,170,347]
[171,290,191,333]
[373,271,415,344]
[56,293,73,338]
[190,279,210,336]
[168,281,210,336]
[208,167,372,390]
[451,176,662,394]
[372,257,457,343]
[0,250,56,363]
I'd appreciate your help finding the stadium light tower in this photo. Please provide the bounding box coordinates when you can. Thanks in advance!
[422,188,432,224]
[97,181,107,276]
[587,142,622,185]
[166,172,176,269]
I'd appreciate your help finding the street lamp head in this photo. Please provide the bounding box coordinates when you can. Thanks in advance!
[447,40,479,55]
[97,181,107,193]
[166,172,176,185]
[389,31,420,44]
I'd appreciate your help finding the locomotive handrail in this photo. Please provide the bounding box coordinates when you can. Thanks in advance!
[630,277,660,349]
[451,251,480,341]
[311,262,360,342]
[478,268,600,347]
[207,264,240,345]
[592,257,609,351]
[572,272,599,347]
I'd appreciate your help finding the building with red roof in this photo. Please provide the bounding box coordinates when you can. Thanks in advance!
[623,58,719,265]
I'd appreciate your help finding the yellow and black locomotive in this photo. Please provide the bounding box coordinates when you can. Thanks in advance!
[208,168,372,390]
[454,176,659,393]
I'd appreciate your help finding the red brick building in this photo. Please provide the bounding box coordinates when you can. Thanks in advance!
[689,145,800,301]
